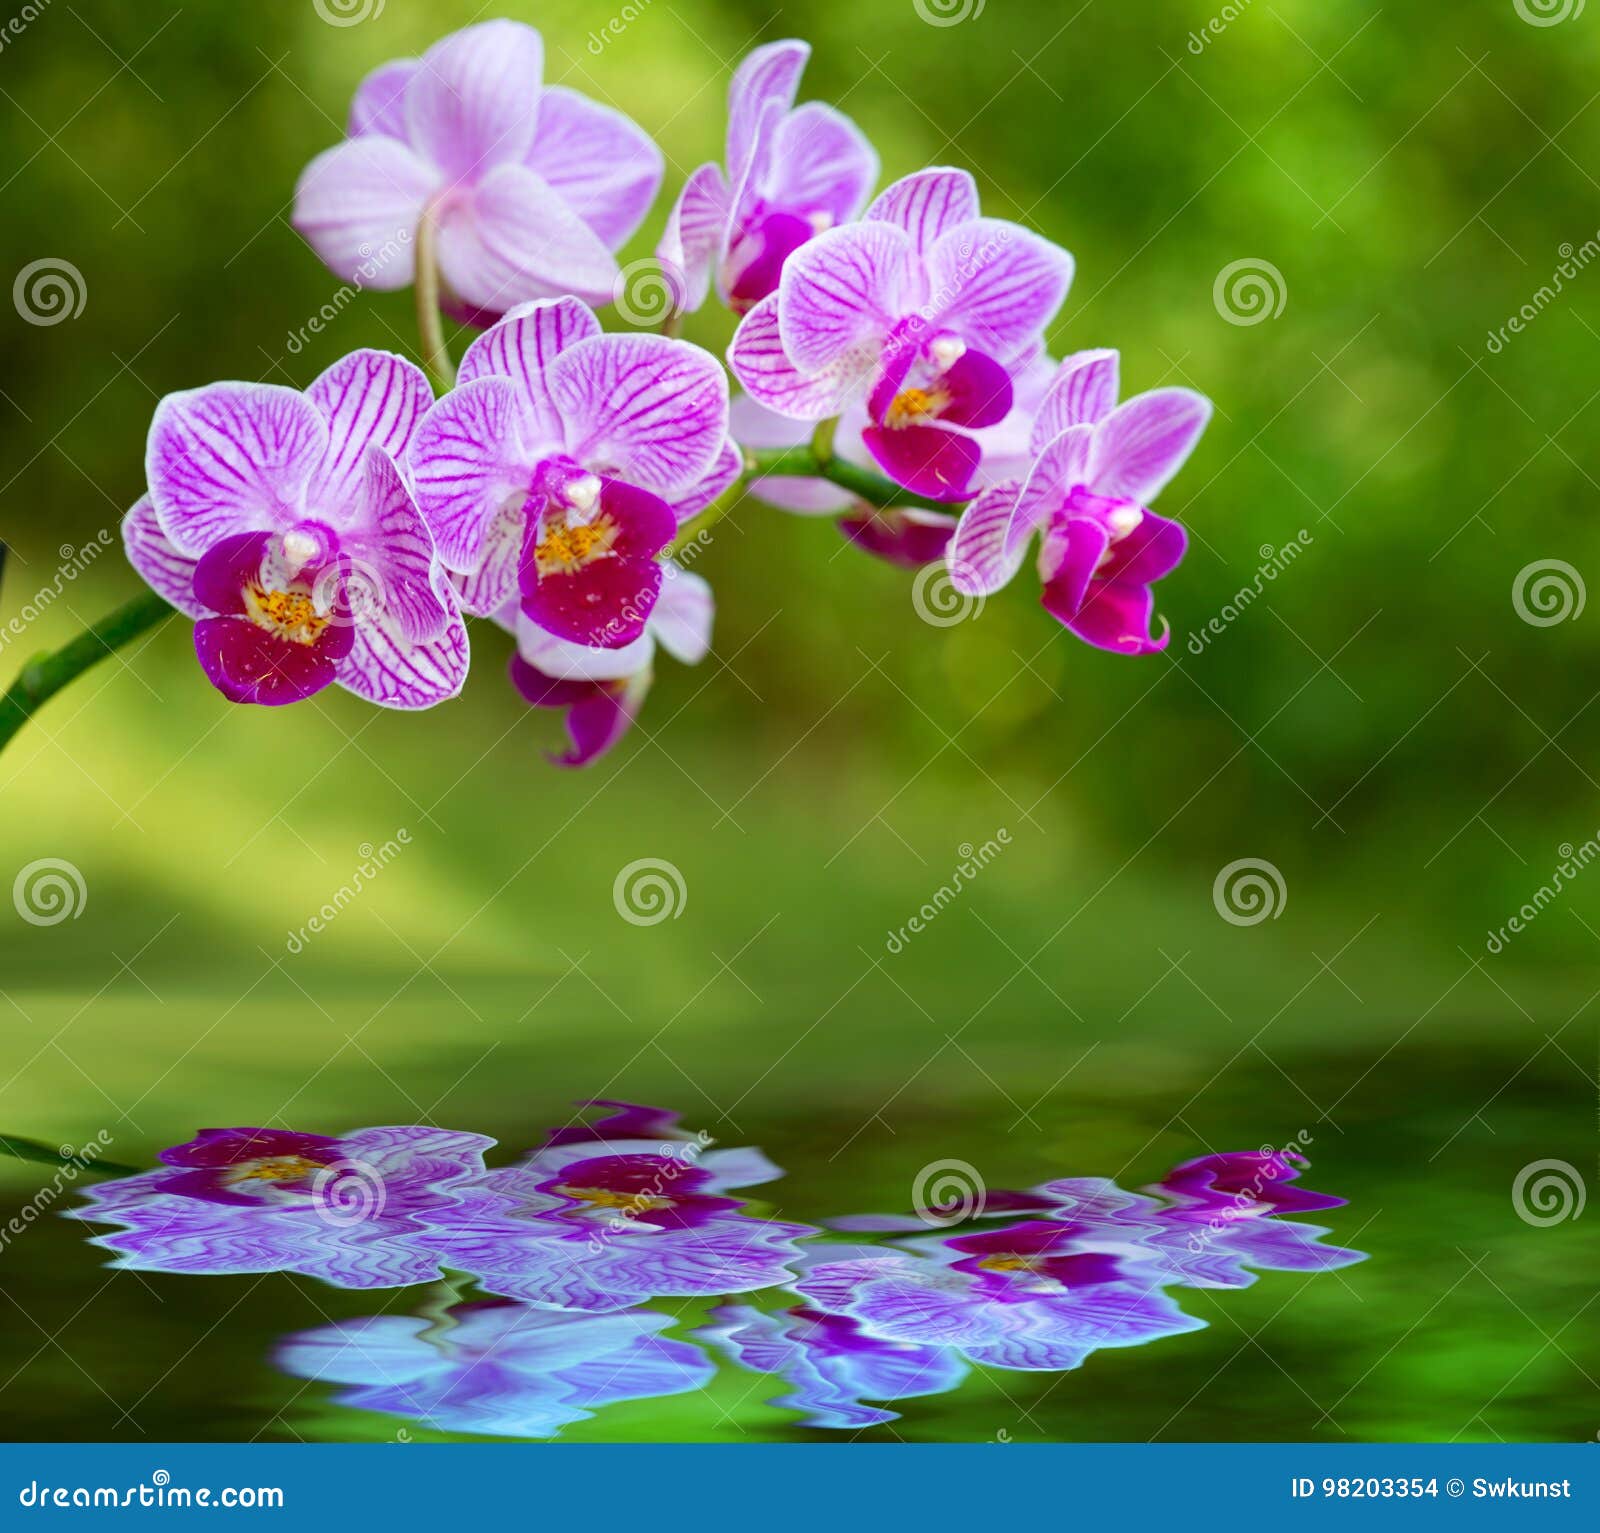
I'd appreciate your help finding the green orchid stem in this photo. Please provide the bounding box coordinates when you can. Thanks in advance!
[0,589,174,757]
[0,1133,141,1178]
[666,443,970,558]
[415,204,456,395]
[749,444,968,514]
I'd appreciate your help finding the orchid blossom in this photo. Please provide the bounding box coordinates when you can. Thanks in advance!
[946,349,1212,654]
[657,39,877,317]
[294,22,661,329]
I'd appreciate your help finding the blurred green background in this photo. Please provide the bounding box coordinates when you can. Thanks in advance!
[0,0,1594,1442]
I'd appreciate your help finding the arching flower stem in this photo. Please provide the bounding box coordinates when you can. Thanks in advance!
[414,202,457,395]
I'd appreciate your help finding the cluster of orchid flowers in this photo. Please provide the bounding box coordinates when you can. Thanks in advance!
[70,1102,1363,1438]
[89,22,1215,769]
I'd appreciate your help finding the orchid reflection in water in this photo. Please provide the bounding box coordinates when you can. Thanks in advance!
[56,1104,1364,1437]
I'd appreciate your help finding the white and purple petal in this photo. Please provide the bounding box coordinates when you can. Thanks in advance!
[549,333,729,494]
[777,220,910,374]
[348,59,417,141]
[925,218,1074,364]
[292,135,434,291]
[769,102,878,226]
[121,497,204,618]
[656,163,732,315]
[1030,348,1120,452]
[340,447,450,644]
[726,39,809,182]
[403,20,544,182]
[439,163,619,315]
[525,87,663,250]
[866,167,979,253]
[337,592,470,710]
[146,381,328,554]
[408,376,529,576]
[305,349,434,513]
[728,295,864,421]
[1088,387,1212,505]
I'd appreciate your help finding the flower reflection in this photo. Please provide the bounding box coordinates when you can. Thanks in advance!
[411,1101,817,1312]
[829,1149,1365,1292]
[791,1235,1206,1372]
[276,1297,712,1440]
[72,1109,1365,1436]
[700,1302,970,1429]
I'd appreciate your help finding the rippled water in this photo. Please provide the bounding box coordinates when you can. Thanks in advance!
[0,1037,1587,1443]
